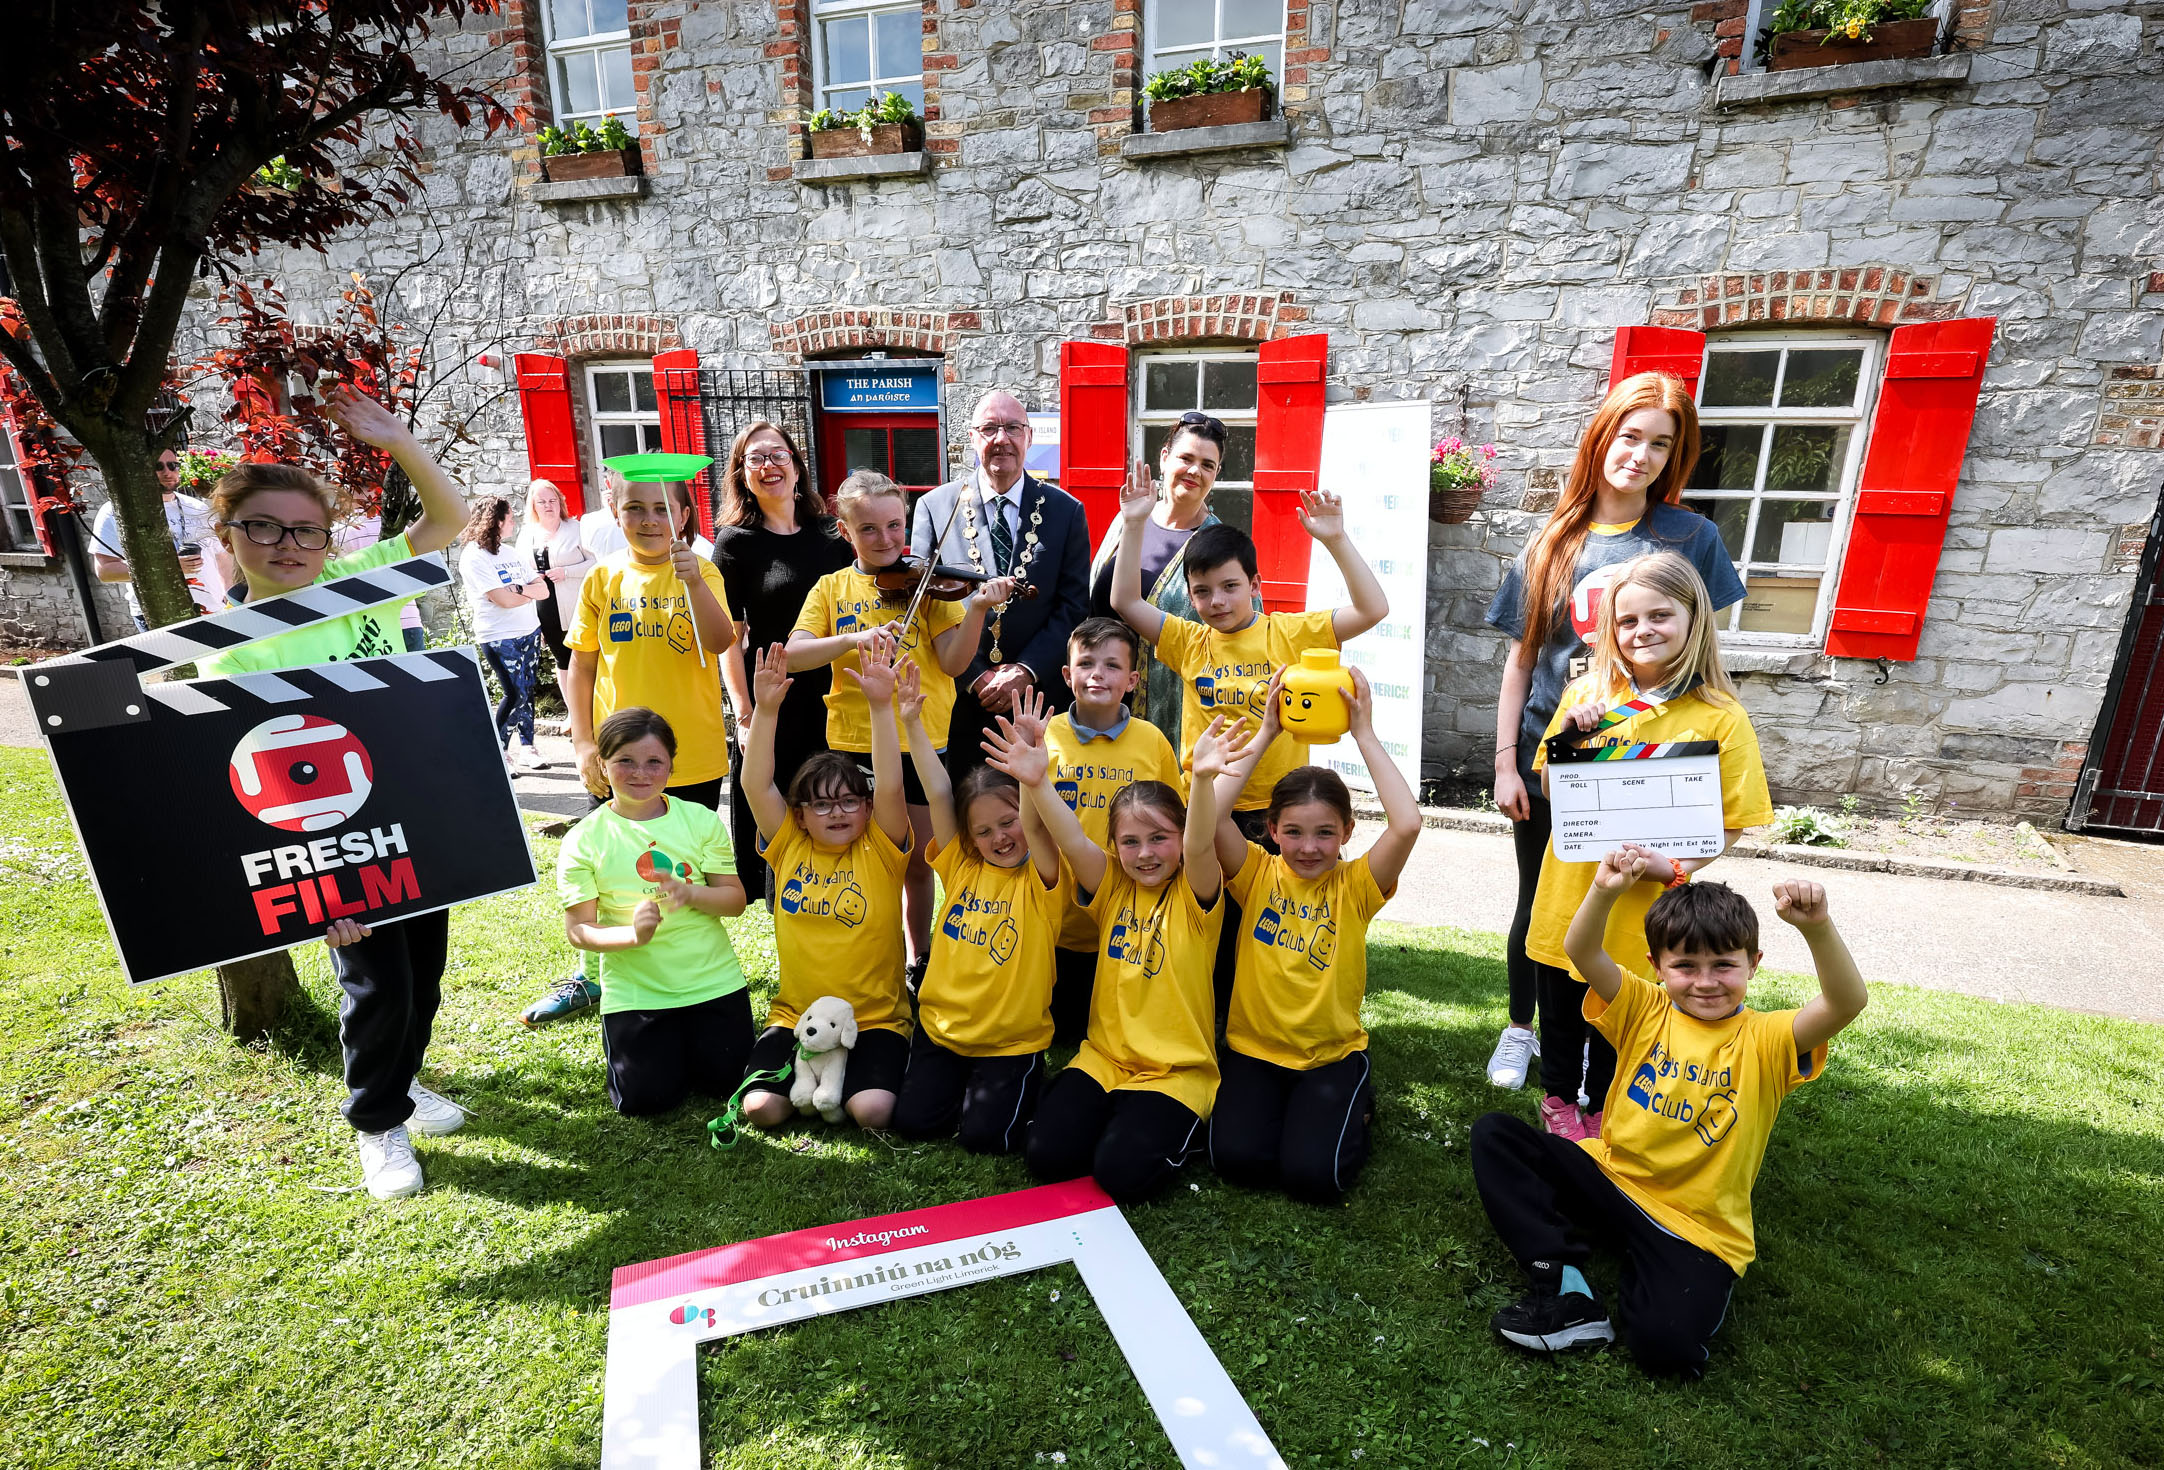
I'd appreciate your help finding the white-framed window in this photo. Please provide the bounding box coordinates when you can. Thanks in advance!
[543,0,636,127]
[586,361,663,467]
[1686,332,1884,645]
[1133,349,1260,535]
[1144,0,1287,81]
[811,0,925,115]
[0,405,36,551]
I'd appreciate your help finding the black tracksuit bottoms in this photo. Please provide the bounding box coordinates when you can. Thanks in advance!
[331,909,450,1134]
[1208,1048,1374,1204]
[892,1027,1045,1153]
[1470,1111,1738,1378]
[600,988,756,1117]
[1025,1069,1204,1204]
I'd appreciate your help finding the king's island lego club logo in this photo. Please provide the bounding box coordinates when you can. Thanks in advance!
[228,714,375,833]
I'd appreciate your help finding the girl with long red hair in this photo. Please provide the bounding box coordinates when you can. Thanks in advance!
[1481,372,1744,1128]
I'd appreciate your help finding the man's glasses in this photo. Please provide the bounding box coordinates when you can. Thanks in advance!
[972,421,1028,439]
[223,519,331,551]
[797,795,866,817]
[743,451,794,469]
[155,459,181,472]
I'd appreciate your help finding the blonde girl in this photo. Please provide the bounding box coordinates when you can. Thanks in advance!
[891,667,1068,1153]
[1526,550,1772,1141]
[739,636,914,1129]
[516,477,593,668]
[987,711,1242,1202]
[1201,667,1421,1204]
[1482,372,1743,1096]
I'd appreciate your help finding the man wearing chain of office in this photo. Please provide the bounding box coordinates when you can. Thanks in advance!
[911,389,1091,780]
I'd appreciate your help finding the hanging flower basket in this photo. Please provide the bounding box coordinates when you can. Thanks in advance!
[1428,438,1500,525]
[1769,16,1939,69]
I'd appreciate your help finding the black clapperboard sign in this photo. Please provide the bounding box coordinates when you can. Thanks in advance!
[24,554,537,983]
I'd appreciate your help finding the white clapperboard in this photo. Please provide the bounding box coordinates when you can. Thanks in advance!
[23,554,537,983]
[1546,737,1727,863]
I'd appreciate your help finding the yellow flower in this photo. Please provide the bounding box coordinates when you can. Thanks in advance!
[1846,19,1863,35]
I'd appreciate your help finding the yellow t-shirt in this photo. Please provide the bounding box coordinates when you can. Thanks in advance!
[1044,711,1186,951]
[1582,972,1829,1273]
[1155,608,1338,811]
[1225,844,1391,1071]
[793,566,967,753]
[920,840,1070,1058]
[1528,681,1774,981]
[760,816,912,1037]
[1070,865,1224,1117]
[568,552,734,786]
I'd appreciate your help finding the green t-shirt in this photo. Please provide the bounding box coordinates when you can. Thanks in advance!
[555,797,744,1014]
[201,533,422,675]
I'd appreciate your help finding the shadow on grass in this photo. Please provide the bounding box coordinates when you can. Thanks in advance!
[428,925,2164,1468]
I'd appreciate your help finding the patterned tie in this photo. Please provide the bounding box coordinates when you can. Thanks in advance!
[988,491,1015,575]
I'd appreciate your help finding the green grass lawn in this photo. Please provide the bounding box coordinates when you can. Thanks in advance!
[1,743,2160,1469]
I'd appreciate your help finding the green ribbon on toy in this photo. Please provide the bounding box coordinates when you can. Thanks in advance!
[705,1064,792,1151]
[603,451,714,483]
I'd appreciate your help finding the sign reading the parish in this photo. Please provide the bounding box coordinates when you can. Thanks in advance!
[818,363,940,412]
[24,554,536,984]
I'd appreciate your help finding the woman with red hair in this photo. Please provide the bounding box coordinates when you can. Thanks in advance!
[1481,372,1744,1126]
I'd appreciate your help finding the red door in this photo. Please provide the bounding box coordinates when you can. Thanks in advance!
[2076,501,2164,836]
[817,412,944,506]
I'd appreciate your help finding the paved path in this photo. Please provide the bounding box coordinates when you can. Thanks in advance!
[7,674,2161,1022]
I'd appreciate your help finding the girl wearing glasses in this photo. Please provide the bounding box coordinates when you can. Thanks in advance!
[711,423,851,907]
[736,637,916,1131]
[197,386,473,1202]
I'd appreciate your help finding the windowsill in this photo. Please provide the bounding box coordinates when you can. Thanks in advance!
[1713,52,1971,108]
[531,175,647,204]
[1722,645,1831,677]
[1119,117,1292,160]
[792,152,933,184]
[0,551,55,570]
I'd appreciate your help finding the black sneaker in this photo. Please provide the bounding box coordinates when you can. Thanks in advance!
[1492,1288,1615,1352]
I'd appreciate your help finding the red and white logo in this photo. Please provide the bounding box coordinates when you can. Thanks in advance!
[1569,563,1627,643]
[228,715,375,833]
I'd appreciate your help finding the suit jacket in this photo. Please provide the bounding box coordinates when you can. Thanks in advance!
[910,471,1090,691]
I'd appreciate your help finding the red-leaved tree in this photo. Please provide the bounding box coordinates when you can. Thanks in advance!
[0,2,514,1037]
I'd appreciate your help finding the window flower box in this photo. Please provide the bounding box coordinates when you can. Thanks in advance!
[808,121,924,159]
[1768,16,1938,70]
[541,147,641,182]
[1149,88,1273,133]
[1142,53,1277,134]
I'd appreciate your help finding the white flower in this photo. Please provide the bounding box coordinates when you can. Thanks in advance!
[1049,1290,1061,1303]
[1051,1455,1067,1464]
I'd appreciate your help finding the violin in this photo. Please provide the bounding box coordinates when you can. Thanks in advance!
[871,555,1040,606]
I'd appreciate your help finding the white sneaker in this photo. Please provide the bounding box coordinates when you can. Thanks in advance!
[511,741,548,771]
[1487,1024,1540,1089]
[357,1125,424,1200]
[407,1080,467,1137]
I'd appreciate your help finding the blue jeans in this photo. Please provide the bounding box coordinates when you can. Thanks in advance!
[479,629,541,748]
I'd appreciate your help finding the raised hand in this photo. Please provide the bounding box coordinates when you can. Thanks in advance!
[845,629,899,704]
[1007,684,1049,747]
[631,898,664,945]
[1121,457,1157,525]
[1593,847,1646,892]
[982,714,1049,787]
[894,659,925,724]
[1346,664,1375,735]
[1773,878,1831,929]
[1617,841,1680,886]
[1190,714,1243,781]
[1295,488,1347,542]
[324,385,412,451]
[752,642,794,708]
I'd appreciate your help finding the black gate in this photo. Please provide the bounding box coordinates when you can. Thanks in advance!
[2071,481,2164,837]
[695,369,818,524]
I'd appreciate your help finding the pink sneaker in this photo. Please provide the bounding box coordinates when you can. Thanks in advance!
[1580,1109,1604,1140]
[1539,1096,1584,1139]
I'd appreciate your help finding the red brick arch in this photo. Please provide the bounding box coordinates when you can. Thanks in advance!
[534,314,684,358]
[1091,291,1307,344]
[767,308,984,359]
[1649,268,1970,330]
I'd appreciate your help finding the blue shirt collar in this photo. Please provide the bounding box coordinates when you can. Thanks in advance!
[1067,707,1131,743]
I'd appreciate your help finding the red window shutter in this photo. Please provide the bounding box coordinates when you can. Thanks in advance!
[652,349,713,537]
[1824,316,1997,662]
[1058,341,1131,550]
[1608,325,1706,396]
[513,353,588,518]
[1253,333,1328,615]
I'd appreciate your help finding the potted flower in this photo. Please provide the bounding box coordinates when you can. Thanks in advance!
[1429,437,1499,524]
[806,91,924,159]
[1762,0,1940,71]
[538,116,642,181]
[1142,52,1275,133]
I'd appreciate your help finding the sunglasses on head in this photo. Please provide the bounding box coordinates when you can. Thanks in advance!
[1176,411,1226,436]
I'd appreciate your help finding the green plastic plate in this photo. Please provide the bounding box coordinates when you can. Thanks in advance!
[603,452,713,482]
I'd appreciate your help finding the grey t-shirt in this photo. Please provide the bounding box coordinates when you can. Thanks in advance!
[1485,501,1745,782]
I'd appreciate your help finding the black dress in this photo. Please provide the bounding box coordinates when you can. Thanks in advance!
[711,519,855,903]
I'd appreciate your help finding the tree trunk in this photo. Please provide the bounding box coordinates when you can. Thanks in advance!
[217,953,303,1039]
[72,419,198,630]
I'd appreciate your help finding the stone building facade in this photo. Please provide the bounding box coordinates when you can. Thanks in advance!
[12,0,2159,825]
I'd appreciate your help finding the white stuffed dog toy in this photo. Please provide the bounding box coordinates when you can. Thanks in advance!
[789,995,857,1123]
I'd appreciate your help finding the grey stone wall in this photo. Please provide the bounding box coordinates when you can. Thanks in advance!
[140,0,2162,823]
[0,553,131,648]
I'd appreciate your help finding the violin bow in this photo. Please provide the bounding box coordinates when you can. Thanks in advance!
[892,485,971,641]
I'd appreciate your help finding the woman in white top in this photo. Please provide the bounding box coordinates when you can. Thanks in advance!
[516,478,594,668]
[458,496,553,772]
